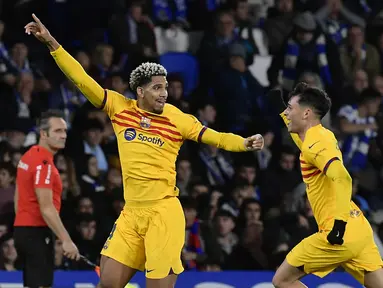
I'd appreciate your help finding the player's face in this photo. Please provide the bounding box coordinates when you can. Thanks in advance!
[140,76,168,114]
[43,117,67,150]
[284,95,307,133]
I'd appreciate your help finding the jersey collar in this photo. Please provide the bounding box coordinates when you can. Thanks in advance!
[34,145,54,161]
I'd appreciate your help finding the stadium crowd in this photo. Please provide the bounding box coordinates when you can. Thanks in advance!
[2,0,383,273]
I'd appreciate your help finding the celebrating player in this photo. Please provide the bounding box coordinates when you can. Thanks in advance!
[25,14,265,288]
[271,83,383,287]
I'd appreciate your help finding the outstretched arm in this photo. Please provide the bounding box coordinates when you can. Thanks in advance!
[176,112,263,152]
[25,14,105,108]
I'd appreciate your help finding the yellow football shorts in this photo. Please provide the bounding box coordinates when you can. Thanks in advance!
[101,196,185,279]
[287,214,383,284]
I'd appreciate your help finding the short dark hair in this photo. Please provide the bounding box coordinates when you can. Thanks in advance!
[38,110,65,132]
[357,87,381,105]
[289,82,331,119]
[0,161,16,178]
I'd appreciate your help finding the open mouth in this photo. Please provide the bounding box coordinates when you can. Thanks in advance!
[156,99,166,106]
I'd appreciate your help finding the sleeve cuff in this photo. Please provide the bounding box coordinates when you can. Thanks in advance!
[197,126,208,143]
[323,157,339,174]
[50,45,64,56]
[100,89,108,110]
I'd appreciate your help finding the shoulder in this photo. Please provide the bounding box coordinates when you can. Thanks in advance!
[302,127,335,153]
[163,103,190,121]
[106,89,134,105]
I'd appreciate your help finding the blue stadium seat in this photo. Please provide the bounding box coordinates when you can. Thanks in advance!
[159,52,199,97]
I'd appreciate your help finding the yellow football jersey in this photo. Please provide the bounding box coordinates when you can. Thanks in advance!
[281,113,360,230]
[103,90,218,202]
[51,46,247,203]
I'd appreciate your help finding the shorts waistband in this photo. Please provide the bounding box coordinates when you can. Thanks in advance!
[124,196,176,208]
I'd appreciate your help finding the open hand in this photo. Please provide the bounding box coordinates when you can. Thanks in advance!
[244,134,264,151]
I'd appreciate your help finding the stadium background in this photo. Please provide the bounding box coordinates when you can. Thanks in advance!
[1,0,383,286]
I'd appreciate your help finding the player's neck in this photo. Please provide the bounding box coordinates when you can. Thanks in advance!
[137,101,153,114]
[38,141,57,156]
[299,120,321,141]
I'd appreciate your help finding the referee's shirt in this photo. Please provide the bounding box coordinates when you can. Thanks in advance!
[14,145,62,226]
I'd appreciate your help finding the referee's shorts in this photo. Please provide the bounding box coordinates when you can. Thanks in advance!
[14,226,54,288]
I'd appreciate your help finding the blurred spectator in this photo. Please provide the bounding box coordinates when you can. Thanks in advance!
[105,72,133,99]
[80,154,106,197]
[262,145,302,211]
[213,43,265,135]
[180,196,221,270]
[197,144,235,188]
[232,0,262,55]
[167,73,189,112]
[221,182,256,215]
[73,213,100,269]
[338,87,381,172]
[264,0,296,55]
[336,69,369,114]
[373,75,383,97]
[198,10,253,89]
[0,234,18,271]
[196,102,217,128]
[228,199,268,270]
[340,25,381,84]
[268,11,343,93]
[70,118,108,176]
[0,161,16,217]
[109,0,157,70]
[214,209,238,267]
[315,0,365,45]
[0,220,8,238]
[176,158,192,196]
[89,44,115,85]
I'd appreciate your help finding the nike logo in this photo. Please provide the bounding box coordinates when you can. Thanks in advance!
[147,269,155,273]
[308,141,320,149]
[336,231,340,237]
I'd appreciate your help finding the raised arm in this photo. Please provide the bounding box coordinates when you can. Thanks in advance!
[25,14,104,108]
[280,112,303,150]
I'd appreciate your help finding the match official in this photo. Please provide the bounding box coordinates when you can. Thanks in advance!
[13,110,80,288]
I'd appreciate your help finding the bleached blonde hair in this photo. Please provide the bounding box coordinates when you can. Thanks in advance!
[129,62,167,92]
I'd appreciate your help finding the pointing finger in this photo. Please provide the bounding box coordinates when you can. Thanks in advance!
[32,13,42,26]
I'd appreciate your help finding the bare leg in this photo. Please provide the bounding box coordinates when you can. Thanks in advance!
[97,255,138,288]
[146,270,178,288]
[272,260,307,288]
[364,268,383,288]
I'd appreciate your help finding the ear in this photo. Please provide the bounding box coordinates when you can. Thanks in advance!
[303,107,311,119]
[136,87,144,99]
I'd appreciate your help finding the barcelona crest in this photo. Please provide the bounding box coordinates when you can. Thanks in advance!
[140,117,151,129]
